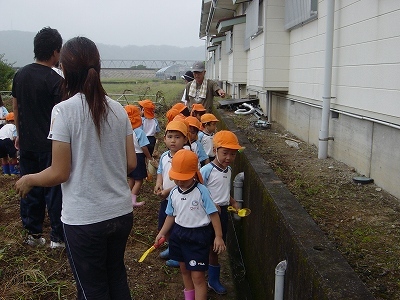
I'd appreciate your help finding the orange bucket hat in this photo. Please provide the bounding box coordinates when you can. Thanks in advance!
[191,103,206,113]
[124,105,142,128]
[5,112,14,121]
[171,103,187,113]
[213,130,243,150]
[138,99,155,118]
[169,149,203,183]
[165,120,188,137]
[185,116,201,130]
[166,108,181,123]
[200,113,219,124]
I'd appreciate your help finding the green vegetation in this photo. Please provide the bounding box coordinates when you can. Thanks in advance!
[0,54,15,90]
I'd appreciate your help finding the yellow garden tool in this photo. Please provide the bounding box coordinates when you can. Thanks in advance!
[138,237,166,263]
[227,206,251,217]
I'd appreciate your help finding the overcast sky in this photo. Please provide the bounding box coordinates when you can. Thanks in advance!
[0,0,205,48]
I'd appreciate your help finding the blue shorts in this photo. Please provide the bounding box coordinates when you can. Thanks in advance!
[127,153,147,180]
[169,223,213,271]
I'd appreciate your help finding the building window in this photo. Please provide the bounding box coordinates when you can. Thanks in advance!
[244,0,264,51]
[284,0,318,30]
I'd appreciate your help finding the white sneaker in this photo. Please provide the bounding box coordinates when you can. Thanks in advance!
[50,241,65,249]
[26,235,46,247]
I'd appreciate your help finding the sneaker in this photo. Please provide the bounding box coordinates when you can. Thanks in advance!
[50,241,65,249]
[166,259,180,268]
[26,235,46,247]
[159,248,169,259]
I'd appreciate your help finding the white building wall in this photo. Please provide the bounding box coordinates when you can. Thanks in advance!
[230,23,247,83]
[219,43,229,82]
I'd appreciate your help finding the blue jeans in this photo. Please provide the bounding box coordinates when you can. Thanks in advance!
[64,213,133,300]
[19,150,64,242]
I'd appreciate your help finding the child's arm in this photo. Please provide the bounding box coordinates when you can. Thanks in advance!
[210,212,226,254]
[156,215,175,244]
[229,196,240,211]
[142,145,152,161]
[154,173,163,195]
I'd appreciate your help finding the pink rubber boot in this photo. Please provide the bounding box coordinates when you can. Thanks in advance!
[183,289,195,300]
[132,194,145,207]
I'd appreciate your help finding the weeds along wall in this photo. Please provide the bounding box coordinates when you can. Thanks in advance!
[214,108,374,300]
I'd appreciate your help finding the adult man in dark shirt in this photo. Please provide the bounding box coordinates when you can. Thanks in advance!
[12,27,64,248]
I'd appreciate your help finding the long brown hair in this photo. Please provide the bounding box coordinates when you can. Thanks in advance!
[60,37,108,136]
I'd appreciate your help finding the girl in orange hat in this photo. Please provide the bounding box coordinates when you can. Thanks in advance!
[124,105,153,207]
[138,99,160,157]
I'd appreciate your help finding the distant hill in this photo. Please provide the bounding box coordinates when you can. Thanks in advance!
[0,30,205,67]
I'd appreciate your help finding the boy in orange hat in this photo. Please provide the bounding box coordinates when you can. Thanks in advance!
[124,105,153,206]
[184,116,209,167]
[154,120,188,267]
[171,102,190,117]
[155,149,225,300]
[0,112,19,175]
[200,130,243,295]
[138,99,160,157]
[198,113,219,161]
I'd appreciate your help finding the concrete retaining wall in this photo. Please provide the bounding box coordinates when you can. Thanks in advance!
[214,108,374,300]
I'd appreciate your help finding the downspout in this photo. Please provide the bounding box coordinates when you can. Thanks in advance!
[233,172,244,221]
[274,260,287,300]
[318,0,335,159]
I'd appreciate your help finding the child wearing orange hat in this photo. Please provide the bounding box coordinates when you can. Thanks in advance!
[184,116,209,167]
[155,120,189,268]
[155,149,226,300]
[190,103,206,122]
[200,130,243,295]
[138,99,160,157]
[171,102,190,117]
[124,105,153,207]
[198,113,219,161]
[0,112,19,175]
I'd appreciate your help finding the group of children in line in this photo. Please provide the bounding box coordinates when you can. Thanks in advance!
[124,98,242,300]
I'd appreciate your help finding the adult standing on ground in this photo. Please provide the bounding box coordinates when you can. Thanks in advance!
[185,61,226,113]
[12,27,65,248]
[15,36,137,300]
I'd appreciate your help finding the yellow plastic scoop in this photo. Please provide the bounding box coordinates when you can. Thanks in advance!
[138,237,166,263]
[227,206,251,217]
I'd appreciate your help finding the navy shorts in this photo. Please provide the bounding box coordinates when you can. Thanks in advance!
[211,205,228,242]
[0,138,17,159]
[127,153,147,180]
[169,223,213,271]
[147,136,156,156]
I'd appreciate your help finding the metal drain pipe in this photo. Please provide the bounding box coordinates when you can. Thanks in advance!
[274,260,287,300]
[233,172,244,221]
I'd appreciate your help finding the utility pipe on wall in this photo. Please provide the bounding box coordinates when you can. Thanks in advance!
[274,260,287,300]
[318,0,335,159]
[233,172,244,221]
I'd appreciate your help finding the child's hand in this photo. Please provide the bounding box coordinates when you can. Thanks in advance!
[154,184,162,195]
[213,237,226,255]
[155,233,165,245]
[231,201,240,212]
[159,189,169,199]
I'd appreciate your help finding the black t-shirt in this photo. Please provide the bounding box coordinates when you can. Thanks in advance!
[12,63,62,152]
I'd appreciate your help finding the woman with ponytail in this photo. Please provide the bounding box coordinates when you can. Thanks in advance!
[16,37,136,300]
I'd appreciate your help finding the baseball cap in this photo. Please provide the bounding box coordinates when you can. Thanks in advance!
[5,112,14,121]
[185,116,201,130]
[213,130,243,150]
[191,61,205,72]
[181,70,194,82]
[171,102,190,117]
[191,103,206,112]
[169,149,203,183]
[124,105,142,128]
[200,113,219,124]
[138,99,155,118]
[165,120,188,137]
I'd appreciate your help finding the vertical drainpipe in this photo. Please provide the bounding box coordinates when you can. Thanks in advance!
[318,0,335,159]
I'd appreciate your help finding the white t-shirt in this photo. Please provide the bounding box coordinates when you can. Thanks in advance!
[0,123,17,140]
[157,150,176,191]
[166,182,217,228]
[198,131,214,157]
[201,162,231,206]
[49,93,133,225]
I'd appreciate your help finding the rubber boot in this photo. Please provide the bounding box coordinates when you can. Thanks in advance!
[159,247,169,259]
[208,264,227,295]
[183,289,195,300]
[9,164,20,176]
[2,164,10,175]
[132,194,145,207]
